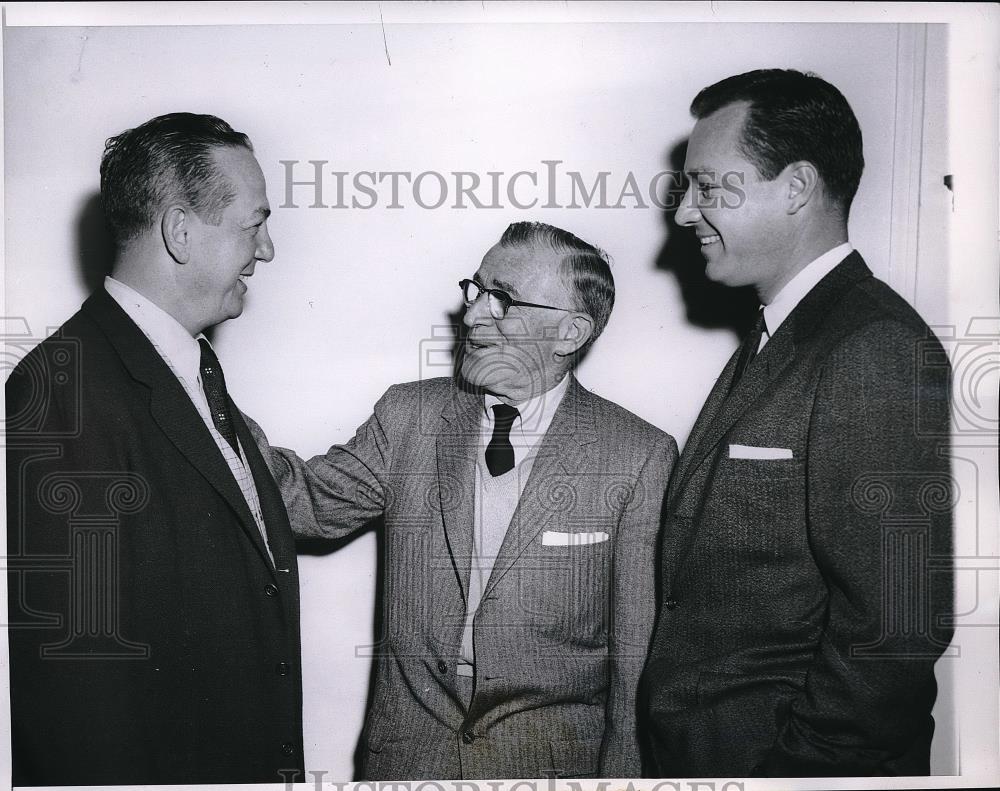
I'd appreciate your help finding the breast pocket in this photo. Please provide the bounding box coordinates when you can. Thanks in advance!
[712,455,805,552]
[728,454,803,494]
[512,532,612,648]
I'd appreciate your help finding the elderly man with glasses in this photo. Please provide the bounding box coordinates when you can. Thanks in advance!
[248,221,677,780]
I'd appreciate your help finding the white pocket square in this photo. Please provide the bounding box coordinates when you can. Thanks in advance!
[541,530,609,546]
[729,444,793,460]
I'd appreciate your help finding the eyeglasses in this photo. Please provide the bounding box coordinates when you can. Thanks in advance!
[459,279,575,320]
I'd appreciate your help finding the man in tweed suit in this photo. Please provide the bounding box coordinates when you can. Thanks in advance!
[640,70,953,776]
[251,221,677,779]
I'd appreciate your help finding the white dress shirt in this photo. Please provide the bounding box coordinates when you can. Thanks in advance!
[104,276,273,564]
[760,242,853,351]
[456,374,572,675]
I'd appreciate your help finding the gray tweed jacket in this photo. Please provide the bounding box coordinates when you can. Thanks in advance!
[250,375,677,779]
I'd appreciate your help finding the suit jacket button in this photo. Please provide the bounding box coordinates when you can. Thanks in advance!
[664,599,677,610]
[437,660,448,674]
[462,730,475,745]
[264,584,278,597]
[276,662,291,676]
[281,742,295,756]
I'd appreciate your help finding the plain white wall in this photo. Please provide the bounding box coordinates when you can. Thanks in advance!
[3,17,970,780]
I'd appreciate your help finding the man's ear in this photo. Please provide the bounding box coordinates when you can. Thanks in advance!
[161,205,191,264]
[785,161,820,214]
[554,313,595,360]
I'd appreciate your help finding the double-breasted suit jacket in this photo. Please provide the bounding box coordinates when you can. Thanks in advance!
[6,289,303,785]
[640,253,953,777]
[252,375,677,779]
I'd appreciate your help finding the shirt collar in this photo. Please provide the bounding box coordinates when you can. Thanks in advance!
[762,242,853,341]
[104,275,206,386]
[483,373,571,444]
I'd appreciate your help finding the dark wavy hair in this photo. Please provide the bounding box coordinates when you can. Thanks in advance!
[691,69,864,217]
[100,112,252,245]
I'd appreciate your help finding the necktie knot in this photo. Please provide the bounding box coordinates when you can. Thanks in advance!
[731,309,768,391]
[486,403,519,477]
[198,339,239,454]
[756,310,769,342]
[492,403,519,429]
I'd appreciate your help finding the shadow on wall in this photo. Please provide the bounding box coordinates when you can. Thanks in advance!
[654,139,758,339]
[74,190,222,343]
[447,305,465,382]
[76,192,115,295]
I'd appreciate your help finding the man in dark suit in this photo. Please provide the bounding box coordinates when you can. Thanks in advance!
[6,113,303,785]
[640,69,953,777]
[249,222,678,779]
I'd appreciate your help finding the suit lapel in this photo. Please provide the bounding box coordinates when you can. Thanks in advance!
[669,346,742,502]
[482,376,596,600]
[679,330,796,488]
[670,252,873,506]
[436,384,481,604]
[82,290,275,573]
[233,408,291,580]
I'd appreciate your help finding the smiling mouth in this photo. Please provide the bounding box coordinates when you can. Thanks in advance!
[698,234,721,247]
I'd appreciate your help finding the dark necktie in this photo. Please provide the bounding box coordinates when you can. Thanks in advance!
[485,403,519,477]
[198,338,239,454]
[730,309,768,391]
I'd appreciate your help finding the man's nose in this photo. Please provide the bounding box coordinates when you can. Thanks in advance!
[256,223,275,262]
[674,183,702,227]
[462,291,493,327]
